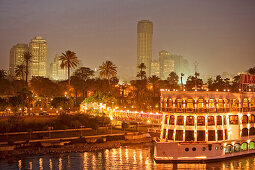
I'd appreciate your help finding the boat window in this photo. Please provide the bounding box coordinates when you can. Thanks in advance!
[249,141,255,150]
[250,127,255,136]
[192,147,196,151]
[225,144,233,154]
[242,128,248,137]
[162,129,166,139]
[208,116,215,126]
[234,143,241,152]
[208,130,215,141]
[185,130,194,141]
[223,116,226,125]
[242,115,248,124]
[217,130,223,141]
[169,115,175,125]
[202,147,206,151]
[198,99,205,111]
[187,99,194,112]
[243,99,248,108]
[177,116,184,125]
[241,142,248,151]
[197,116,205,126]
[251,99,255,110]
[186,116,194,126]
[167,99,173,108]
[167,130,173,140]
[176,99,182,109]
[225,129,228,140]
[229,115,239,125]
[197,130,205,141]
[185,148,189,152]
[232,99,239,111]
[249,114,255,123]
[218,99,224,111]
[164,115,168,124]
[216,116,222,125]
[209,99,215,109]
[175,130,183,141]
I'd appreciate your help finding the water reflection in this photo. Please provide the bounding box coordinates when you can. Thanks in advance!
[1,144,255,169]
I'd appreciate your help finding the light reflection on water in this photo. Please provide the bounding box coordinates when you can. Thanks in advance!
[0,143,255,169]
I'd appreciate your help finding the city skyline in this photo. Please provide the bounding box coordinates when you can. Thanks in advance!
[0,0,255,79]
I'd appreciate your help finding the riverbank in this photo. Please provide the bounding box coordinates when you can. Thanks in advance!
[0,137,153,160]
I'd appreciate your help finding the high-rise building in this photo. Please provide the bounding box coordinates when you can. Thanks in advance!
[171,55,190,79]
[29,36,47,79]
[49,54,83,81]
[159,50,174,80]
[49,54,68,81]
[151,60,160,77]
[9,43,28,77]
[137,20,153,77]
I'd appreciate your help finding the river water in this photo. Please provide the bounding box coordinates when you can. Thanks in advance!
[0,143,255,170]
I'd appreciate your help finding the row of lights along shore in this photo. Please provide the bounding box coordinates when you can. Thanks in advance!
[160,89,253,92]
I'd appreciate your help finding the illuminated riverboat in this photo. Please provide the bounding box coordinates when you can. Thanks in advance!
[154,88,255,163]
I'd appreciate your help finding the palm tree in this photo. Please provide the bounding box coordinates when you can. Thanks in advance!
[0,70,6,80]
[99,61,117,89]
[137,63,147,80]
[15,64,25,80]
[59,50,79,86]
[23,51,33,84]
[181,73,184,90]
[148,75,160,97]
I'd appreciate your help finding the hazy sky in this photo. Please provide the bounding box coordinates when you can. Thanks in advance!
[0,0,255,79]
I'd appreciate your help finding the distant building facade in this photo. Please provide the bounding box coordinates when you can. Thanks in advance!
[151,60,160,77]
[137,20,153,77]
[159,50,174,80]
[49,54,68,80]
[171,54,190,80]
[29,36,47,79]
[49,54,82,81]
[9,43,28,77]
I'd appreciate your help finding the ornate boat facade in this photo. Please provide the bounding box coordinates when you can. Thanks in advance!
[154,89,255,162]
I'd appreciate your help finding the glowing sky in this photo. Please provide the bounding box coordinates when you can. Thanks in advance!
[0,0,255,79]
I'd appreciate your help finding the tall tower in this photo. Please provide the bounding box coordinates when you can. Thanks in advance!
[29,36,47,78]
[137,20,153,77]
[9,43,29,77]
[159,50,174,80]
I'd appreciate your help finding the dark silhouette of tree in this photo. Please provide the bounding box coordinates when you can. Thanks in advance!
[15,64,25,81]
[231,75,240,92]
[99,60,117,90]
[186,74,203,90]
[23,51,32,84]
[59,50,79,86]
[167,72,179,89]
[0,70,6,80]
[73,67,95,99]
[247,67,255,75]
[148,75,160,97]
[137,63,147,80]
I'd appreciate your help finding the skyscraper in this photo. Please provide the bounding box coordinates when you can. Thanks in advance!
[151,60,160,77]
[49,54,68,80]
[159,50,174,80]
[137,20,153,77]
[9,43,28,77]
[171,54,190,79]
[29,36,47,79]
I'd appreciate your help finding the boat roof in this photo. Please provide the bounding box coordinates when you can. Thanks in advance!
[160,90,255,100]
